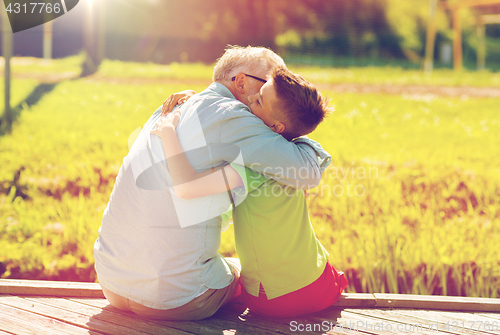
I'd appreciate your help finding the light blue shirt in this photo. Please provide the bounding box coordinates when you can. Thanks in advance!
[94,82,327,309]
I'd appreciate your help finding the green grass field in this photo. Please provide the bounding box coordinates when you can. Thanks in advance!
[0,58,499,297]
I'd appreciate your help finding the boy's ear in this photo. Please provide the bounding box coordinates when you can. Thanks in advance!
[271,122,285,134]
[232,73,247,94]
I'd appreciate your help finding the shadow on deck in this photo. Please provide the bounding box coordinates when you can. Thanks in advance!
[0,279,499,334]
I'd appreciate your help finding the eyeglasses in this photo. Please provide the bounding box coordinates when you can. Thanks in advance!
[231,73,267,83]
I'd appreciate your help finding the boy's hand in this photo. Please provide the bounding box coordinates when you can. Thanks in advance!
[151,109,182,138]
[161,90,197,116]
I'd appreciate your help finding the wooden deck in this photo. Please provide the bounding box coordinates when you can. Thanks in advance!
[1,280,499,334]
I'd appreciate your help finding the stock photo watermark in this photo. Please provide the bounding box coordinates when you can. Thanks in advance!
[290,320,499,333]
[3,0,79,33]
[246,163,379,198]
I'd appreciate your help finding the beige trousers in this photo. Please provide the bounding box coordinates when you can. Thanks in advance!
[101,258,241,320]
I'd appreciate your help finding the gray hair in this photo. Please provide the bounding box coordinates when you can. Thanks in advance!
[212,45,286,82]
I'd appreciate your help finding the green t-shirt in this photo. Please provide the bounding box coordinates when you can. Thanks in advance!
[230,164,329,299]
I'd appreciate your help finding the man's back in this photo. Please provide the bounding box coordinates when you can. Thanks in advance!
[94,89,241,309]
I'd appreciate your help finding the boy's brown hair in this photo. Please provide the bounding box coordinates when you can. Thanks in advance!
[270,67,331,141]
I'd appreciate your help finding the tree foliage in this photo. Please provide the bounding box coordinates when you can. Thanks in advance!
[104,0,500,63]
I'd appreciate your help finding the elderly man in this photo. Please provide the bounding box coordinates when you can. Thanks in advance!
[94,46,324,320]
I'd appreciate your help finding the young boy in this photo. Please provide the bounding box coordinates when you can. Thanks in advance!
[151,66,347,318]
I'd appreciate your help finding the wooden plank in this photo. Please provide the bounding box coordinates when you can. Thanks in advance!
[74,298,370,334]
[137,311,283,335]
[69,297,282,335]
[3,281,373,308]
[25,296,194,335]
[0,303,93,335]
[0,295,151,335]
[3,280,500,335]
[5,281,373,307]
[476,313,500,321]
[212,303,361,335]
[72,296,499,334]
[333,293,377,308]
[77,298,292,335]
[70,294,500,334]
[0,279,104,298]
[70,297,111,309]
[373,294,500,312]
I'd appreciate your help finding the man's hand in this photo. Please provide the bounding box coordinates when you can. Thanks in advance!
[161,90,197,116]
[151,109,182,138]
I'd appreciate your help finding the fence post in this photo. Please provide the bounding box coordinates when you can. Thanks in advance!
[424,0,437,73]
[452,7,463,71]
[43,21,53,59]
[476,17,485,71]
[98,0,106,62]
[2,3,13,130]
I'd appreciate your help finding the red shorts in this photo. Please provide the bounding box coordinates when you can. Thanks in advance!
[241,261,348,318]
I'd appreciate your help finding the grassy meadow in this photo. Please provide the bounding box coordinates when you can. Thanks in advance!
[0,57,499,297]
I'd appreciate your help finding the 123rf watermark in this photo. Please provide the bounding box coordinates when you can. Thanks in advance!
[290,320,499,332]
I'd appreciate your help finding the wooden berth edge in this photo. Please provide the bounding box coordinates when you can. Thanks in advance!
[1,280,499,312]
[372,293,500,312]
[0,279,105,298]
